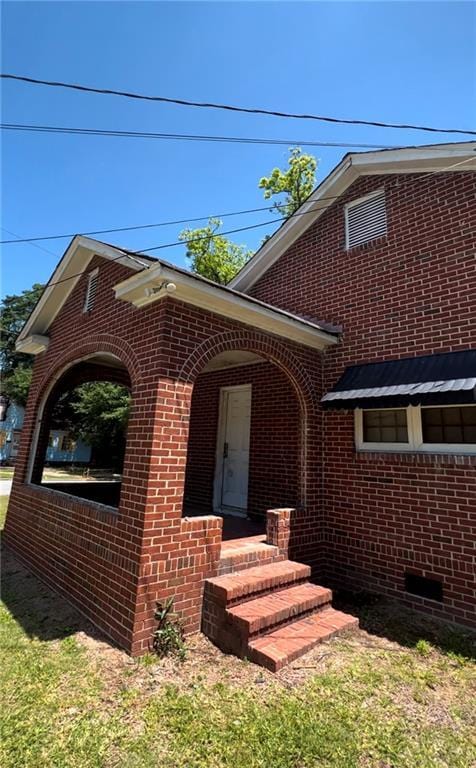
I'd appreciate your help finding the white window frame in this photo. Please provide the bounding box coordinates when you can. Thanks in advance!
[344,188,387,250]
[355,404,476,455]
[83,268,99,313]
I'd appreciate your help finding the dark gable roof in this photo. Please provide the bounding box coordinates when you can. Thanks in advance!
[322,350,476,409]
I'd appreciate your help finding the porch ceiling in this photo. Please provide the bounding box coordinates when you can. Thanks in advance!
[202,351,264,372]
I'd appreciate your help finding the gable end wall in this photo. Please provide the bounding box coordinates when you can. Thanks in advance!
[248,171,476,628]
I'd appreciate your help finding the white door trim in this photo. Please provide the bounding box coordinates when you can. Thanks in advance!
[213,384,251,517]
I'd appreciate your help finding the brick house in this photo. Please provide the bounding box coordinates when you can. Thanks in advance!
[4,142,475,670]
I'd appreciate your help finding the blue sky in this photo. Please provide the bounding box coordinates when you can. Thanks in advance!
[1,1,475,297]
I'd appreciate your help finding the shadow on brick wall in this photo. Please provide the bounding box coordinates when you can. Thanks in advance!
[1,544,113,646]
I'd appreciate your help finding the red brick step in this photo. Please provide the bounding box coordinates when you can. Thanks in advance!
[218,535,283,575]
[227,582,332,637]
[247,607,359,672]
[202,557,357,671]
[205,559,311,605]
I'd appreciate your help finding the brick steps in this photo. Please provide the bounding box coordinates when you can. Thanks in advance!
[248,608,359,672]
[227,582,332,636]
[206,559,311,605]
[218,535,283,575]
[202,557,357,671]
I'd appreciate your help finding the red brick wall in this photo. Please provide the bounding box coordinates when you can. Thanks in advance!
[4,253,323,653]
[184,361,300,517]
[249,171,476,627]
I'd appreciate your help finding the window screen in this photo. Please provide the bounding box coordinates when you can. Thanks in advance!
[422,406,476,444]
[363,409,408,443]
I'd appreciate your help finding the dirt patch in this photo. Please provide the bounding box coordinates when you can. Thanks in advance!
[2,544,475,710]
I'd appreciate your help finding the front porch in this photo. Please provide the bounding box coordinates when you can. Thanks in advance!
[5,237,341,667]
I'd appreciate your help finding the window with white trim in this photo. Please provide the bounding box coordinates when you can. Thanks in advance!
[83,268,99,313]
[345,189,387,249]
[355,404,476,454]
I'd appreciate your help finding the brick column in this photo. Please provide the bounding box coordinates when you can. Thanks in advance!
[266,508,294,557]
[129,378,224,654]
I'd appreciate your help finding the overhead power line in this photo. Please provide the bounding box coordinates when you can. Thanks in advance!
[0,122,402,149]
[2,73,475,136]
[2,147,474,246]
[0,196,364,244]
[120,155,476,255]
[25,154,475,295]
[1,227,59,258]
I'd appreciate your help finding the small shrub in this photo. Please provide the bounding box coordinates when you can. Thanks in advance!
[152,598,186,661]
[415,639,432,657]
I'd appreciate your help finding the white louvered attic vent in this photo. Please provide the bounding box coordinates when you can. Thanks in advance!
[345,189,387,249]
[83,269,99,313]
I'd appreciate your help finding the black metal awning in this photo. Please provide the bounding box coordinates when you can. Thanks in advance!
[322,350,476,409]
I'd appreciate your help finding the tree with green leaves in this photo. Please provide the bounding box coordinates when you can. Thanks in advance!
[52,382,131,469]
[0,283,44,405]
[179,217,253,285]
[1,283,130,469]
[259,147,318,218]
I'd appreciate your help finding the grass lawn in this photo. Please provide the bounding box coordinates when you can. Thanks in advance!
[0,467,87,481]
[1,494,475,768]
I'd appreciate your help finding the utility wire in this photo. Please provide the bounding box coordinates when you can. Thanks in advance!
[2,73,475,136]
[0,227,59,258]
[27,155,475,292]
[0,197,372,245]
[3,148,474,246]
[1,122,404,149]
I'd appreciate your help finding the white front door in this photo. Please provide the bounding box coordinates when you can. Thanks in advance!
[214,385,251,516]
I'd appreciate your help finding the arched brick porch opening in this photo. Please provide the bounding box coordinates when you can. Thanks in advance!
[3,337,153,653]
[28,353,132,506]
[175,330,319,559]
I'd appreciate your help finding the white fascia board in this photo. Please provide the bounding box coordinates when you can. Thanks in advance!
[230,143,476,293]
[351,144,476,172]
[15,334,50,355]
[114,266,337,351]
[16,236,148,344]
[229,157,355,293]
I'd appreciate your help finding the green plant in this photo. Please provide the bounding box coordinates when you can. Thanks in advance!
[152,598,186,661]
[415,639,432,657]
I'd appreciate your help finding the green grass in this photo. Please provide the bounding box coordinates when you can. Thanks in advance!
[0,613,122,768]
[0,467,14,480]
[125,661,476,768]
[0,495,8,528]
[1,497,475,768]
[1,606,474,768]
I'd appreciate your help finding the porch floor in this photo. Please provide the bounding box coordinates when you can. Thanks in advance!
[220,533,267,556]
[183,506,265,541]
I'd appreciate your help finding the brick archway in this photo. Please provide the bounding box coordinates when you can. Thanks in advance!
[178,330,317,416]
[33,334,143,411]
[26,337,139,488]
[179,330,317,511]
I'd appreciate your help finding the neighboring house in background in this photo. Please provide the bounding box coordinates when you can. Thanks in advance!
[0,400,23,464]
[4,142,475,672]
[0,399,91,465]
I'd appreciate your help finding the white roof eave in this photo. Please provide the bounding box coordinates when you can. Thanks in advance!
[114,264,338,351]
[15,236,149,348]
[229,143,476,293]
